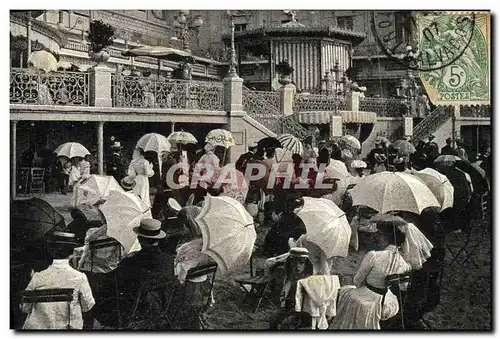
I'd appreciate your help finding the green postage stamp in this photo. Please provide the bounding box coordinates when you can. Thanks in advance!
[417,11,491,105]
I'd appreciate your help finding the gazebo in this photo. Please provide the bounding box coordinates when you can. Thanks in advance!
[222,19,365,92]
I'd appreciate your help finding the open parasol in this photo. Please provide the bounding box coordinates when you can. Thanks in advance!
[28,50,58,73]
[213,164,249,206]
[195,195,256,274]
[413,168,454,211]
[391,139,416,157]
[167,131,198,145]
[323,159,351,180]
[257,137,282,151]
[205,129,235,149]
[276,134,304,156]
[11,198,66,253]
[100,190,152,254]
[54,142,90,159]
[73,175,123,207]
[340,135,361,151]
[136,133,171,173]
[350,171,440,214]
[296,197,351,258]
[433,155,462,168]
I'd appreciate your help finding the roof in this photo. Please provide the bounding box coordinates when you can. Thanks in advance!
[222,25,366,46]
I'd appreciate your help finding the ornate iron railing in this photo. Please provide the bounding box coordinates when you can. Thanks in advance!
[242,86,310,140]
[112,75,224,110]
[359,97,406,117]
[10,68,89,106]
[460,104,491,118]
[294,94,347,113]
[412,105,455,143]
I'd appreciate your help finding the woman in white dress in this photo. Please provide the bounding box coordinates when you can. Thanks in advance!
[329,217,412,330]
[127,147,155,207]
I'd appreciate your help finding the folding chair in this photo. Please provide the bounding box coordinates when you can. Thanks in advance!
[30,168,45,195]
[234,261,284,313]
[88,238,122,273]
[176,262,218,329]
[380,273,411,330]
[19,288,75,329]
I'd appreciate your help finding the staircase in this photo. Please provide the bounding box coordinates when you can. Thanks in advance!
[411,106,454,143]
[242,86,310,140]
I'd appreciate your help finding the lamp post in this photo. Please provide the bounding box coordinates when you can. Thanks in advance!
[172,10,203,53]
[226,11,238,78]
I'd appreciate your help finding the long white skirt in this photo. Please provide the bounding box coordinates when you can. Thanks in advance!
[133,175,151,208]
[329,285,399,330]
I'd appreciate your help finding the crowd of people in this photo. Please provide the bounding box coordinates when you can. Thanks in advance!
[11,132,491,330]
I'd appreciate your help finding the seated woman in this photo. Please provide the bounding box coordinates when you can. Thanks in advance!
[269,247,314,329]
[329,217,412,330]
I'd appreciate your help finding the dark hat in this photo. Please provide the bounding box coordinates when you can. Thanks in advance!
[445,137,452,143]
[120,176,136,191]
[133,218,166,239]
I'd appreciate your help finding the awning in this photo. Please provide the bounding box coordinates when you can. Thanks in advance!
[294,110,378,125]
[341,111,378,124]
[293,111,332,125]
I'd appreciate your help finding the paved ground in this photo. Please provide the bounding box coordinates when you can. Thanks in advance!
[17,192,492,330]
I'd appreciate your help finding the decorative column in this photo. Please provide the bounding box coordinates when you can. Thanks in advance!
[26,11,32,57]
[279,83,296,117]
[404,117,413,138]
[452,105,460,146]
[89,66,113,107]
[97,121,104,175]
[171,122,175,134]
[11,121,17,200]
[330,115,343,138]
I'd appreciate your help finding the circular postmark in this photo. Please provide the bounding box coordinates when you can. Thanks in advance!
[371,11,476,71]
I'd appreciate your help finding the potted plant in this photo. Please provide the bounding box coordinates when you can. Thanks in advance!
[87,20,115,63]
[276,60,294,85]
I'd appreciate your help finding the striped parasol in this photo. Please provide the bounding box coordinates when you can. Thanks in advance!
[276,134,304,156]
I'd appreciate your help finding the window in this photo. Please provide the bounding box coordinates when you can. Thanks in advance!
[395,12,408,44]
[337,16,353,30]
[235,23,247,32]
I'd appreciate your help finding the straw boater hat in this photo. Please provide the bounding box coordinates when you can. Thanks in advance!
[120,176,136,191]
[351,160,367,169]
[168,198,182,213]
[289,247,310,258]
[133,218,166,239]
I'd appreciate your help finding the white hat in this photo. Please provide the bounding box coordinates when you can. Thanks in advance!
[168,198,182,213]
[111,141,122,149]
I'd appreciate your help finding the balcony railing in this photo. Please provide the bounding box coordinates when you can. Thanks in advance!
[359,97,406,117]
[112,76,224,110]
[10,68,89,106]
[294,94,347,113]
[460,104,491,118]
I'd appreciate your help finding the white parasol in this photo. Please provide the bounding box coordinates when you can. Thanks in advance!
[195,195,256,274]
[296,197,351,258]
[54,142,90,159]
[100,190,152,254]
[413,168,454,211]
[28,50,58,73]
[136,133,171,173]
[73,175,123,206]
[167,131,198,145]
[350,171,440,214]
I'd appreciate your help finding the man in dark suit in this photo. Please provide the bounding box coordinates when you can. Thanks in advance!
[235,145,257,173]
[440,137,457,156]
[105,142,127,182]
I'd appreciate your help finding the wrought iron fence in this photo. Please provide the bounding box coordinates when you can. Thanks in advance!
[242,86,309,139]
[460,104,491,118]
[412,105,455,143]
[359,97,406,117]
[10,68,89,106]
[294,94,347,113]
[112,75,224,110]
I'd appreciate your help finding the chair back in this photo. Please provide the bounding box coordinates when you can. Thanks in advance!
[184,263,218,312]
[88,238,122,273]
[30,168,45,183]
[19,288,74,329]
